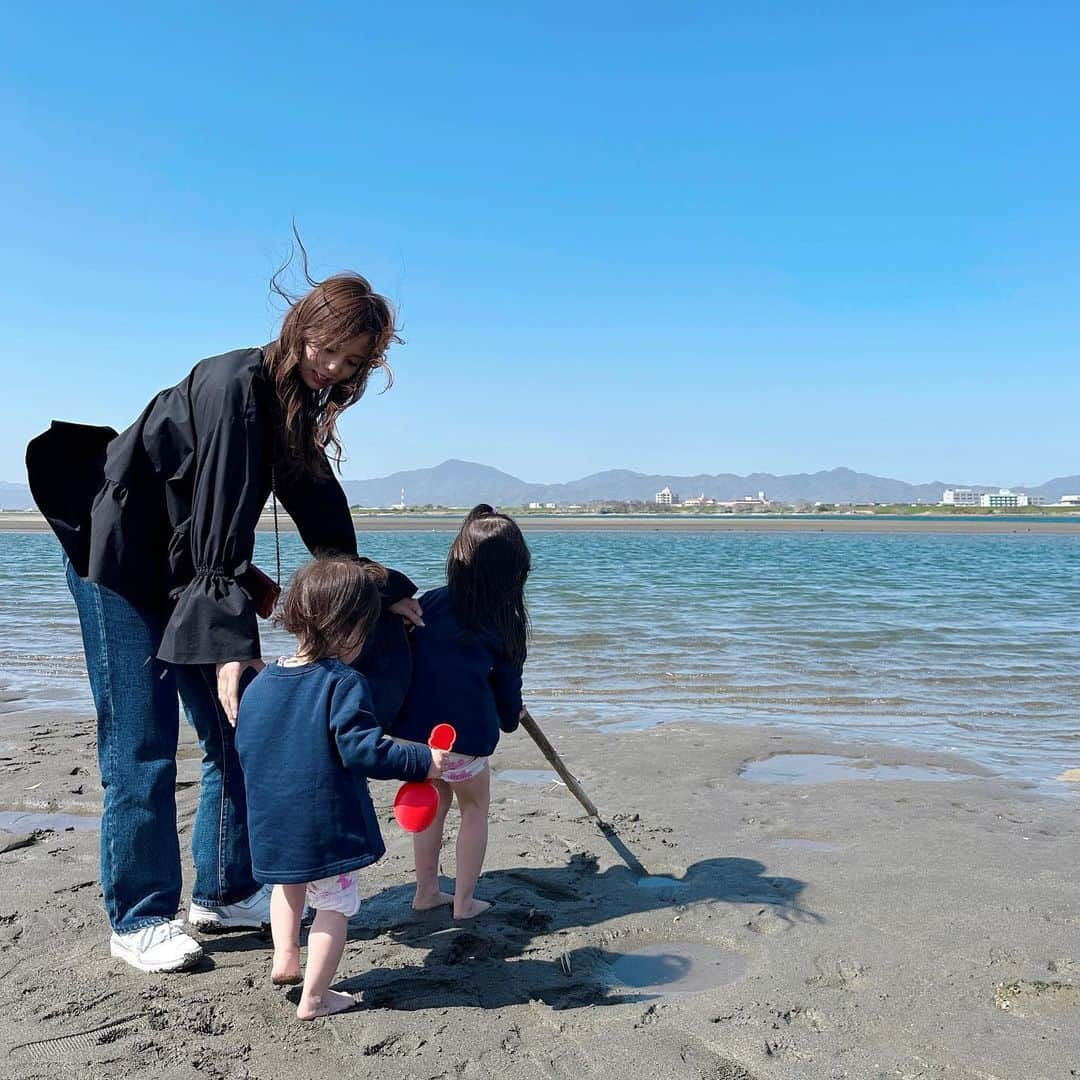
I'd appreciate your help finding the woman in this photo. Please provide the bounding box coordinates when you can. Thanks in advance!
[25,261,421,974]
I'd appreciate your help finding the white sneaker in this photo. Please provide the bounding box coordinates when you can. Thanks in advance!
[110,920,204,973]
[188,885,271,931]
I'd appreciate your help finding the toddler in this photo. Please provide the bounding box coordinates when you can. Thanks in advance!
[393,505,529,920]
[236,555,447,1018]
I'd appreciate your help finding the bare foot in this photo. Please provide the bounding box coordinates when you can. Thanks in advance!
[296,989,359,1020]
[412,889,455,912]
[271,948,302,986]
[453,898,492,920]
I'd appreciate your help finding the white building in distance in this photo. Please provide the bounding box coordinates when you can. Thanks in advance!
[655,486,676,506]
[980,489,1044,508]
[730,491,770,512]
[941,488,983,506]
[1058,494,1080,506]
[941,487,1043,508]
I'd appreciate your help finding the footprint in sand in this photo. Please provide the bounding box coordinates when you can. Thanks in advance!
[805,956,867,991]
[745,908,793,935]
[995,979,1080,1019]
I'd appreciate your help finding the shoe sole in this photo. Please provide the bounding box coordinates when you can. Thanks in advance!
[110,941,203,974]
[187,914,270,932]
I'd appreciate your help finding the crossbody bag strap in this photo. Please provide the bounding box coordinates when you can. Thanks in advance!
[271,466,281,588]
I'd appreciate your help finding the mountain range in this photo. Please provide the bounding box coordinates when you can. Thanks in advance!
[334,462,1080,508]
[7,464,1077,510]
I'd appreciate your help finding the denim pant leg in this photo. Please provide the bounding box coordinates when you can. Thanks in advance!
[173,664,257,906]
[65,561,182,932]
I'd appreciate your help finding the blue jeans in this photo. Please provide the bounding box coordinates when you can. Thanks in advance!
[65,561,258,931]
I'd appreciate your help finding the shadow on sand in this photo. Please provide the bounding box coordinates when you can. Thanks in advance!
[329,854,814,1011]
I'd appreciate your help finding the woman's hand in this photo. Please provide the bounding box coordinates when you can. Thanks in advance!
[216,659,265,725]
[389,597,425,627]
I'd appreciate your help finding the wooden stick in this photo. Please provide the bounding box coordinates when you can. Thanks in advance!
[519,708,600,819]
[519,708,649,878]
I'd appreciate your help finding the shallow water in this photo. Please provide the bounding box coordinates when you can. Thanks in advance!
[1,529,1079,785]
[767,838,842,853]
[605,941,748,994]
[495,769,561,786]
[0,810,101,832]
[740,754,968,785]
[634,875,686,891]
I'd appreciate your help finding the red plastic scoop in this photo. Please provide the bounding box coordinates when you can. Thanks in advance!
[428,723,457,752]
[392,725,458,833]
[392,781,439,833]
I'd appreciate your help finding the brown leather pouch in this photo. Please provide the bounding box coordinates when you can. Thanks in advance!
[246,564,281,619]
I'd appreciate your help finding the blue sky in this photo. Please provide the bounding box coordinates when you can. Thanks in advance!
[2,3,1078,486]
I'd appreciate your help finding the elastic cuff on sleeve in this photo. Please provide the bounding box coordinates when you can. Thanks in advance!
[158,570,260,665]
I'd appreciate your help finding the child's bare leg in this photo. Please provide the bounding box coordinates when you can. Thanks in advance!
[451,768,491,919]
[270,884,305,985]
[297,909,355,1020]
[412,779,455,910]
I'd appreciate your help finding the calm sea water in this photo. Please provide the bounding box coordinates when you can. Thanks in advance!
[1,529,1078,786]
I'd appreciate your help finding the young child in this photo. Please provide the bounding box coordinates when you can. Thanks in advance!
[236,555,448,1019]
[393,505,530,920]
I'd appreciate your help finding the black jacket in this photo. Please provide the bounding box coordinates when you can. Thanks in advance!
[26,348,414,665]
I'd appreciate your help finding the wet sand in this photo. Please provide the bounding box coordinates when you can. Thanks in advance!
[3,510,1080,534]
[1,689,1078,1079]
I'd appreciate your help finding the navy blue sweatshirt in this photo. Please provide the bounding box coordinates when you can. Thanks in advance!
[236,659,432,884]
[393,587,524,757]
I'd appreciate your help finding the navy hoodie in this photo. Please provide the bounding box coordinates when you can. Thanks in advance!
[393,587,524,757]
[236,658,431,884]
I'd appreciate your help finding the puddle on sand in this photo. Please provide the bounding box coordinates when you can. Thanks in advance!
[740,754,966,785]
[606,942,747,994]
[768,838,841,853]
[635,875,686,892]
[495,769,560,786]
[0,810,101,832]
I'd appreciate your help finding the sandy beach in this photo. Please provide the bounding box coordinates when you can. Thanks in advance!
[1,689,1077,1079]
[3,510,1080,535]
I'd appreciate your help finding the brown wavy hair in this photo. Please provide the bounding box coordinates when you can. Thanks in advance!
[278,555,388,660]
[447,505,531,665]
[264,232,402,478]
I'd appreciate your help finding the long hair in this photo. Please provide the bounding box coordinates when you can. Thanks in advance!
[263,230,401,478]
[277,555,388,660]
[447,505,530,665]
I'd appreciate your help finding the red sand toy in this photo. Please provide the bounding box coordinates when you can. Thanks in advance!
[392,724,457,833]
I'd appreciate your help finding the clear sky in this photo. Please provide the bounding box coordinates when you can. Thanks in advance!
[2,3,1077,487]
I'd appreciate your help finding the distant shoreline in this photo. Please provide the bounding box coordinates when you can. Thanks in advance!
[4,510,1080,534]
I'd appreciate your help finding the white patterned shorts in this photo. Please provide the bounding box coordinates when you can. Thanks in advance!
[305,871,361,917]
[441,751,490,784]
[393,738,490,784]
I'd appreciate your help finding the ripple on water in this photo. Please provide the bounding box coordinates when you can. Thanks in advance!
[3,529,1080,787]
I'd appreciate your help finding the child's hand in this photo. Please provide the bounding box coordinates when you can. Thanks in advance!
[427,748,451,779]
